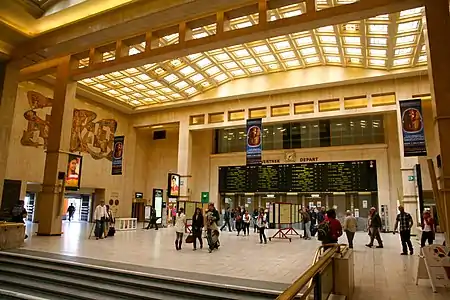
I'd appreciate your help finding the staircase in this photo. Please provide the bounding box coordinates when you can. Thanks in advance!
[0,251,285,300]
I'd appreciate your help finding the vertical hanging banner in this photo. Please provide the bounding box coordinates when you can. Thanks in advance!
[400,99,427,157]
[66,154,82,190]
[112,136,125,175]
[246,118,262,165]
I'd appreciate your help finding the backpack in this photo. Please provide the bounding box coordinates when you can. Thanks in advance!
[317,221,330,242]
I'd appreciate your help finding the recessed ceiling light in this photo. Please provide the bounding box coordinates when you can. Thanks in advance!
[206,66,220,75]
[137,74,151,81]
[120,95,130,100]
[400,7,423,18]
[131,100,141,105]
[149,81,162,87]
[253,45,270,54]
[157,95,168,101]
[174,81,188,89]
[163,74,178,83]
[214,73,228,82]
[296,37,313,46]
[121,87,132,93]
[283,10,302,18]
[369,49,387,57]
[323,47,339,54]
[122,78,134,84]
[161,88,172,93]
[369,59,386,66]
[224,62,238,69]
[235,21,253,29]
[147,90,157,95]
[396,35,415,45]
[133,92,144,98]
[107,90,119,95]
[300,47,317,56]
[163,33,178,42]
[171,93,182,98]
[111,71,122,77]
[187,53,202,61]
[201,82,210,87]
[394,47,413,56]
[319,36,337,44]
[343,23,358,32]
[196,58,212,68]
[369,38,387,46]
[279,51,296,59]
[214,53,230,61]
[193,32,208,39]
[96,75,107,81]
[110,81,119,86]
[260,55,276,63]
[285,60,300,67]
[343,36,360,45]
[231,69,245,76]
[268,64,279,69]
[368,24,388,34]
[154,68,165,75]
[345,48,362,55]
[180,66,195,76]
[398,21,419,33]
[249,66,263,73]
[190,74,204,83]
[274,41,291,50]
[418,55,427,62]
[135,84,147,90]
[233,49,250,57]
[185,87,198,95]
[370,14,389,20]
[171,59,182,66]
[242,58,257,66]
[393,58,411,66]
[421,44,426,52]
[126,68,139,74]
[82,78,94,84]
[317,26,334,32]
[305,57,320,64]
[326,56,341,63]
[349,57,362,64]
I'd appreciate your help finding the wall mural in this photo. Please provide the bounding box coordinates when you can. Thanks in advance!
[21,91,118,161]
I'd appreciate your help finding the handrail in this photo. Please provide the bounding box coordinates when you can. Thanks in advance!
[276,244,345,300]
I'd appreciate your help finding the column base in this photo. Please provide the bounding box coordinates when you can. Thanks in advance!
[36,232,63,236]
[36,189,63,236]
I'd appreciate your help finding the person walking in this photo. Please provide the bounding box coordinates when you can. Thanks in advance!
[205,203,220,253]
[94,200,107,240]
[257,209,268,244]
[174,208,186,251]
[235,207,243,236]
[104,205,115,237]
[421,210,435,247]
[171,206,177,226]
[242,210,251,236]
[231,209,236,231]
[252,209,259,233]
[322,209,342,250]
[67,203,76,222]
[192,207,204,250]
[302,208,311,240]
[394,205,414,255]
[343,210,357,248]
[146,206,159,230]
[220,207,232,232]
[366,207,383,248]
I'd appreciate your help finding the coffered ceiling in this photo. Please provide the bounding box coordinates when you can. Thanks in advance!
[78,3,426,108]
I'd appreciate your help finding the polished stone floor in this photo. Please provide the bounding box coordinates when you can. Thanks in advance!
[16,222,450,299]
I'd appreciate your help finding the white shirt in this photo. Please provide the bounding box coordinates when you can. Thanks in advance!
[423,219,432,232]
[94,205,107,221]
[174,213,186,233]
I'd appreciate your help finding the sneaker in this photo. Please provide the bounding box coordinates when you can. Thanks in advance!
[376,245,383,248]
[365,244,372,248]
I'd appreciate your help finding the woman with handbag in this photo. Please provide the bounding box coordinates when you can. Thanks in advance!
[257,209,268,244]
[191,208,204,250]
[174,208,186,251]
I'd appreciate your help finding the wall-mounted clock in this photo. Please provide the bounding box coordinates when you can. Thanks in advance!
[284,151,296,163]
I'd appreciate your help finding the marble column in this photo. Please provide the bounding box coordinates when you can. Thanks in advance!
[395,87,420,230]
[424,0,450,243]
[0,62,20,208]
[36,57,77,236]
[177,118,192,201]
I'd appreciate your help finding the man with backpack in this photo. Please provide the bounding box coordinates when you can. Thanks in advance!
[318,209,342,249]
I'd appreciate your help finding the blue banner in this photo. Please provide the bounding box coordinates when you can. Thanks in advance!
[246,118,262,165]
[112,136,124,175]
[400,99,427,157]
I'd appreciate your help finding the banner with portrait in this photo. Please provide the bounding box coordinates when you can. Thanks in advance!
[400,99,427,157]
[167,173,180,198]
[246,118,262,165]
[112,136,124,175]
[66,154,82,190]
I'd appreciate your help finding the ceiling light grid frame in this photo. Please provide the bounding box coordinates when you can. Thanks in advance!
[79,2,427,108]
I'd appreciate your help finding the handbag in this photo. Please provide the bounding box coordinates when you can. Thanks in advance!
[185,234,195,243]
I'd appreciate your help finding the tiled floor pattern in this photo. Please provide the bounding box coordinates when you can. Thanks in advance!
[12,222,450,299]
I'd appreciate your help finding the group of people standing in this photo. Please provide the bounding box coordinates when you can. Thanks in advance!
[220,207,268,243]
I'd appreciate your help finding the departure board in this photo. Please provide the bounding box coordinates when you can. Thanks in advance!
[218,160,377,193]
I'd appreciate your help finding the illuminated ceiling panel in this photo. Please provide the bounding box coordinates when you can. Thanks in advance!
[79,3,427,108]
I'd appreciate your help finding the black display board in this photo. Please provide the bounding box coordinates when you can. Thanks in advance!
[219,160,377,193]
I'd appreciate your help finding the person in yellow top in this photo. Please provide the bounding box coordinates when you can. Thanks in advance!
[343,210,357,249]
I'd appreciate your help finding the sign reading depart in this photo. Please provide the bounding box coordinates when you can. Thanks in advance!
[219,160,377,193]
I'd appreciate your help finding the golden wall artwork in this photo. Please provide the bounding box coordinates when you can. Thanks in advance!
[21,91,118,161]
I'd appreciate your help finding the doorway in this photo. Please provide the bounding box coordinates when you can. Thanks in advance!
[65,196,82,221]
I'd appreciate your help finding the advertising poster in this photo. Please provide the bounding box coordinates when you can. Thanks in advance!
[112,136,125,175]
[152,189,163,224]
[400,99,427,157]
[66,154,82,190]
[168,173,180,198]
[246,118,262,165]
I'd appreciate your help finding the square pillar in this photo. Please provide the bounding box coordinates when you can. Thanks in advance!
[36,57,77,236]
[424,0,450,243]
[395,88,420,229]
[0,62,20,208]
[177,118,192,201]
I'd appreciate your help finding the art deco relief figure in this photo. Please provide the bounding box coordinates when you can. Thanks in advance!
[21,91,118,161]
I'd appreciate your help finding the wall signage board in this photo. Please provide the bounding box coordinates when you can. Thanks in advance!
[66,154,82,191]
[219,160,377,193]
[152,189,163,224]
[167,173,180,198]
[246,118,262,165]
[112,136,125,175]
[399,99,427,157]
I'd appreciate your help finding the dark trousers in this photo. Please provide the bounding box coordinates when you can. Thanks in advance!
[400,230,413,253]
[254,222,258,233]
[259,227,267,243]
[146,218,158,230]
[193,230,203,249]
[95,220,104,238]
[345,230,355,248]
[421,231,434,247]
[236,222,242,235]
[68,213,74,221]
[243,223,250,235]
[220,219,231,231]
[369,227,383,246]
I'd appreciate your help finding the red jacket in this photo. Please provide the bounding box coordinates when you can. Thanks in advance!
[328,218,343,241]
[421,217,436,232]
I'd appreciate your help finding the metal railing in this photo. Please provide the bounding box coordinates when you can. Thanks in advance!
[277,244,348,300]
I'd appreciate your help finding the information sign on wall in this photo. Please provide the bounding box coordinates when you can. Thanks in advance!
[399,99,427,157]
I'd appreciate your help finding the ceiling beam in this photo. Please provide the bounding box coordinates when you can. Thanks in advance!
[68,0,424,80]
